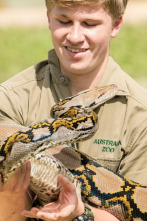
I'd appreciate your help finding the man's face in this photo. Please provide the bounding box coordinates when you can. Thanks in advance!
[47,5,122,77]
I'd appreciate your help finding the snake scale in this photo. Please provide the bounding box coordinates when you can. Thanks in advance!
[0,84,147,221]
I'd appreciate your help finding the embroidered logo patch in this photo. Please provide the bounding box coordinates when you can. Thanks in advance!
[93,139,122,153]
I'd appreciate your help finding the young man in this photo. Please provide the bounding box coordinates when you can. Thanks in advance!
[0,0,147,220]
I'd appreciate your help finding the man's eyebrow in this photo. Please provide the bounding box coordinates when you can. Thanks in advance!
[54,15,102,21]
[54,14,69,18]
[84,18,102,21]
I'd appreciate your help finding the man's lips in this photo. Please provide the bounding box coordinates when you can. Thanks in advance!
[65,46,88,53]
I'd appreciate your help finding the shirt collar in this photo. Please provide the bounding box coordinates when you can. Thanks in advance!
[48,49,69,86]
[48,50,130,97]
[98,56,130,96]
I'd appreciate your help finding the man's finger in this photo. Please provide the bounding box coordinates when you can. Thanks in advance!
[14,161,31,191]
[23,160,31,189]
[21,208,39,218]
[57,174,75,192]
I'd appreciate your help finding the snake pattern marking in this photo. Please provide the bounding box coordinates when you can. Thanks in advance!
[0,84,147,221]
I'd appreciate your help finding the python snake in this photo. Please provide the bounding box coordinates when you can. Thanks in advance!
[0,84,147,221]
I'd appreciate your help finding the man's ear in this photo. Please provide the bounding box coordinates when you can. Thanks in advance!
[47,10,51,29]
[111,15,123,38]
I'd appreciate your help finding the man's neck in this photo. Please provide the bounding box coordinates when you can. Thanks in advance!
[62,56,109,95]
[69,71,103,95]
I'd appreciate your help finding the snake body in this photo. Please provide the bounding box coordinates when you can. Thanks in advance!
[0,84,147,220]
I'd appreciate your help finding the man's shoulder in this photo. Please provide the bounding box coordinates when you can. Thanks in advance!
[0,59,49,92]
[103,57,147,109]
[122,71,147,109]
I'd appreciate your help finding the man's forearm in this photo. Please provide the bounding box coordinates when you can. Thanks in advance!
[91,206,119,221]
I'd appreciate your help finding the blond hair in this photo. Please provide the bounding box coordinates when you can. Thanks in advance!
[45,0,128,20]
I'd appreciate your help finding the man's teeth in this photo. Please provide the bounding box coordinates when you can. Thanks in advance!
[67,47,86,53]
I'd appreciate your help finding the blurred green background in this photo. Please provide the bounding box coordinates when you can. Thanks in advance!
[0,0,44,7]
[0,0,147,87]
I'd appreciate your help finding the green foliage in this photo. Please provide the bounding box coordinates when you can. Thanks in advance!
[0,27,52,83]
[0,24,147,86]
[110,24,147,79]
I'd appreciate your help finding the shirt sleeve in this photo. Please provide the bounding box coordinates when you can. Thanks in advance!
[0,88,24,125]
[118,120,147,186]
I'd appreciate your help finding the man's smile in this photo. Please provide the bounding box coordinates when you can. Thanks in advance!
[66,46,88,53]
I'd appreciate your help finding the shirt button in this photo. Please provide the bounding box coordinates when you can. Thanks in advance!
[60,76,65,83]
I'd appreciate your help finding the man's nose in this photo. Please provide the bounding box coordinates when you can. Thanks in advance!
[66,24,85,44]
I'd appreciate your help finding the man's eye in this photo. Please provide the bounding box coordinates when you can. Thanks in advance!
[84,22,98,27]
[84,21,100,27]
[58,20,71,25]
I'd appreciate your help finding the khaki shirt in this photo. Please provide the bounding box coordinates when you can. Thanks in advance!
[1,49,147,185]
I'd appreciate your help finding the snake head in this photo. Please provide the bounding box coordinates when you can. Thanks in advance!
[51,84,119,118]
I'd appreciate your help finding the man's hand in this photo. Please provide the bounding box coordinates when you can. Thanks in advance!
[0,160,31,194]
[0,161,32,221]
[21,174,85,221]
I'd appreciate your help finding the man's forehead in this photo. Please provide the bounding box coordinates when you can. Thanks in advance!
[51,5,107,17]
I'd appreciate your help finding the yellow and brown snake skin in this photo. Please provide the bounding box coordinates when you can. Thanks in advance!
[0,84,147,221]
